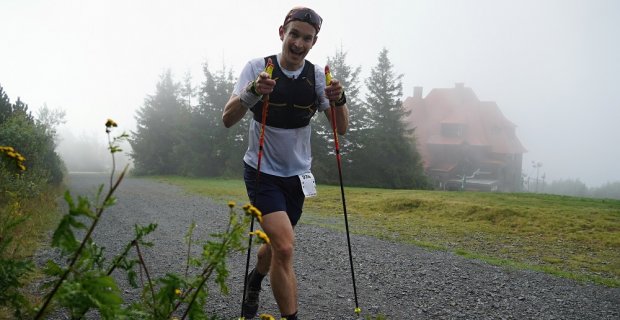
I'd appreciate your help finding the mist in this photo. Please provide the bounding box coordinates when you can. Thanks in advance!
[1,0,618,187]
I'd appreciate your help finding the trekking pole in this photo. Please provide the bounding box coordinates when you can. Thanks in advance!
[240,58,274,320]
[325,66,361,316]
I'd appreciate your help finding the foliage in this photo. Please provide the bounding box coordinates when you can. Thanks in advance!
[544,178,588,197]
[591,181,620,200]
[0,83,65,191]
[0,84,66,318]
[0,192,34,318]
[5,121,252,319]
[541,179,620,200]
[352,48,428,189]
[312,47,366,185]
[130,65,241,178]
[189,63,239,177]
[130,70,188,175]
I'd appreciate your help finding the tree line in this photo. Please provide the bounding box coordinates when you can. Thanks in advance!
[1,84,65,199]
[130,48,429,189]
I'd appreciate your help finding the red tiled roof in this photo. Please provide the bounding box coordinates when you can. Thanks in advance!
[404,84,526,165]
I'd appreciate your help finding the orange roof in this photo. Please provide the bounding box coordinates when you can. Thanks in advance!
[404,84,526,159]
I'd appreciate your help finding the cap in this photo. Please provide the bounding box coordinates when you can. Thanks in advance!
[282,7,323,34]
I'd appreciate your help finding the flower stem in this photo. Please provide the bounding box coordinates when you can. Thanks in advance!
[34,165,128,320]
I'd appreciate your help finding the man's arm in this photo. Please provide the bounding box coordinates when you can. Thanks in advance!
[324,78,349,135]
[222,94,247,128]
[223,72,276,128]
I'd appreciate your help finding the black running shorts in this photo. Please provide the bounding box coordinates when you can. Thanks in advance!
[243,162,305,226]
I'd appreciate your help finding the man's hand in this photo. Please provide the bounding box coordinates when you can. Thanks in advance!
[325,79,344,102]
[254,72,276,95]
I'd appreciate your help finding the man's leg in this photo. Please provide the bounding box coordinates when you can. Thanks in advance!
[260,211,297,315]
[243,241,274,318]
[255,243,271,275]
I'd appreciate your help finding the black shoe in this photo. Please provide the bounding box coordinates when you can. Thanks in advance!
[242,276,261,318]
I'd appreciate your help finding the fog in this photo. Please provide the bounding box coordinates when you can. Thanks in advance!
[1,0,618,187]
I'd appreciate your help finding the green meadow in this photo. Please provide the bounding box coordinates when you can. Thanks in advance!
[152,176,620,287]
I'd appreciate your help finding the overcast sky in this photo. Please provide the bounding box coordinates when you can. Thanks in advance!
[1,0,618,187]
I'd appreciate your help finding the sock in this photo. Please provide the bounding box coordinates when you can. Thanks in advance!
[281,311,297,320]
[248,268,266,288]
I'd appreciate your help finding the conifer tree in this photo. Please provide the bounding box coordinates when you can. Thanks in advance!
[131,70,186,175]
[191,63,238,176]
[312,47,365,185]
[358,48,427,188]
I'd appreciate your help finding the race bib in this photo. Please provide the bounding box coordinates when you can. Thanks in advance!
[298,172,317,198]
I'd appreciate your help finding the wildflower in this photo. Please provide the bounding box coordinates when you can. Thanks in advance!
[1,146,26,172]
[355,307,362,315]
[259,314,275,320]
[105,118,118,128]
[249,230,270,245]
[228,200,236,208]
[244,204,264,224]
[174,288,182,296]
[242,203,251,211]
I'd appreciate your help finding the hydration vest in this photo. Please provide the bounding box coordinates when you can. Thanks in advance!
[251,55,318,129]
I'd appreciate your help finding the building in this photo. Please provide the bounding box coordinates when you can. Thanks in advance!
[403,83,526,192]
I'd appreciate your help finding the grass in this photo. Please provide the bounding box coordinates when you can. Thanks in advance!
[0,186,63,259]
[153,176,620,287]
[0,185,64,318]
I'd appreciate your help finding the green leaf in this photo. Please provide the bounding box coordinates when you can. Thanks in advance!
[51,215,80,252]
[43,260,64,276]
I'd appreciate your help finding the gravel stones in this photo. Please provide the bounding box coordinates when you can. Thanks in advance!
[51,174,618,319]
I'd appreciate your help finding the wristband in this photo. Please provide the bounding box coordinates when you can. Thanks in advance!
[240,81,263,109]
[335,91,347,107]
[249,80,260,96]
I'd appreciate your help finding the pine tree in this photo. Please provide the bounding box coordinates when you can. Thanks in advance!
[131,70,187,175]
[180,70,196,109]
[358,48,427,189]
[0,84,12,124]
[189,63,238,176]
[312,47,366,185]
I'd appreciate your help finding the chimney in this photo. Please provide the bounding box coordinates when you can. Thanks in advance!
[455,82,465,89]
[413,86,423,99]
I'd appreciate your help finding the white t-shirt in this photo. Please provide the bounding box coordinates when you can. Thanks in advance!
[233,54,330,177]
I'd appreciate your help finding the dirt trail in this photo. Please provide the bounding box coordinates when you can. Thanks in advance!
[54,173,618,319]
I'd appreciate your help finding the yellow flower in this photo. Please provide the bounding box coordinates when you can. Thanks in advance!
[244,205,264,223]
[105,118,118,128]
[355,307,362,315]
[242,203,251,211]
[174,288,182,295]
[249,230,270,245]
[228,201,236,208]
[259,314,275,320]
[1,146,26,172]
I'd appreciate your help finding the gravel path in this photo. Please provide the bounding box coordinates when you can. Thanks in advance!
[53,173,619,319]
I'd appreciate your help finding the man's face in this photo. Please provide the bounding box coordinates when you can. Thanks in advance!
[279,21,318,70]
